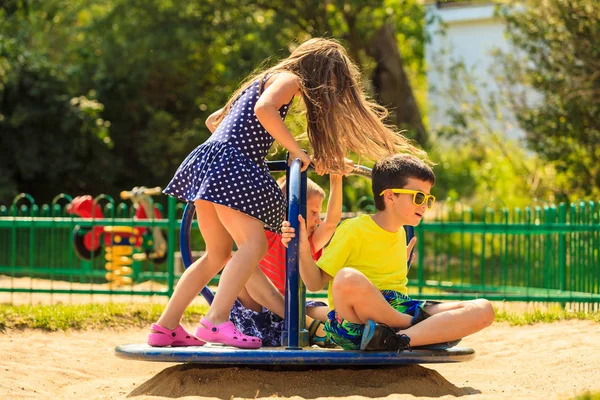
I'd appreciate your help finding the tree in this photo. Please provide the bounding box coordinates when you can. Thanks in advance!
[251,0,429,147]
[497,0,600,200]
[0,0,430,207]
[0,1,115,204]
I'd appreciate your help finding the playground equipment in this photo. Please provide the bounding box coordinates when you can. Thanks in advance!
[67,186,167,286]
[103,226,135,286]
[115,160,475,365]
[67,186,168,264]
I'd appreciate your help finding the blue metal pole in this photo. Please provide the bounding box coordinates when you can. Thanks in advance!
[298,168,309,347]
[284,158,302,349]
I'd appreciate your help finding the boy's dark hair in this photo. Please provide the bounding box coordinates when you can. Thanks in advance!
[372,154,435,211]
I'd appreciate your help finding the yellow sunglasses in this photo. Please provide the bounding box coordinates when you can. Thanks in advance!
[379,189,436,209]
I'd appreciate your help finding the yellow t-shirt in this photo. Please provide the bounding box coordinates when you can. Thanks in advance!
[316,214,408,309]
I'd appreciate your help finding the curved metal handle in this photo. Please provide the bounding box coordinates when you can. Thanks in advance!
[350,165,372,178]
[120,186,162,200]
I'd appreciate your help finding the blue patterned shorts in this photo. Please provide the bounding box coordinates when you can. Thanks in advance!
[323,290,428,350]
[229,299,327,347]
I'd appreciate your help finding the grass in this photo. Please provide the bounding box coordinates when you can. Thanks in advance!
[494,308,600,325]
[0,302,598,332]
[0,303,209,332]
[571,393,600,400]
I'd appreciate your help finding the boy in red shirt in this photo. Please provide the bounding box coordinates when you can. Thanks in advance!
[229,174,342,346]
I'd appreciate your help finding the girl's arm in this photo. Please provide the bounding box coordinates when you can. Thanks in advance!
[205,108,225,133]
[310,174,343,251]
[254,72,310,170]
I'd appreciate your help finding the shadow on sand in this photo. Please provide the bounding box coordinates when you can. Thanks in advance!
[128,364,481,398]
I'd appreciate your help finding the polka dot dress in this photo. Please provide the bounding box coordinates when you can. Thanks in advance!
[164,76,292,232]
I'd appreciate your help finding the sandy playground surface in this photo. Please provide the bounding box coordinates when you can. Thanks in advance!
[1,320,599,400]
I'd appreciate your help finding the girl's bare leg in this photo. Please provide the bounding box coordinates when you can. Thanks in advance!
[200,204,268,326]
[155,200,233,330]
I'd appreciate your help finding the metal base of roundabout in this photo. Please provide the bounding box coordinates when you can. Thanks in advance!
[115,343,475,366]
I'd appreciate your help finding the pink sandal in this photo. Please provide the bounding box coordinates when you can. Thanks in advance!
[147,323,206,347]
[195,318,262,349]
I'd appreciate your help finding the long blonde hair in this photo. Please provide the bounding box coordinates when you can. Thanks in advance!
[215,38,427,171]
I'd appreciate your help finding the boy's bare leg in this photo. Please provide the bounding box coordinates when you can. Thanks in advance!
[398,300,495,346]
[241,280,327,338]
[331,268,413,328]
[244,271,330,327]
[306,306,329,322]
[332,268,495,347]
[237,287,262,312]
[245,268,286,318]
[306,306,330,341]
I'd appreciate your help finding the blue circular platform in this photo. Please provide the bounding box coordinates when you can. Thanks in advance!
[115,343,475,365]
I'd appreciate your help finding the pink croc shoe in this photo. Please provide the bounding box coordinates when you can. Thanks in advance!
[195,318,262,349]
[147,323,206,347]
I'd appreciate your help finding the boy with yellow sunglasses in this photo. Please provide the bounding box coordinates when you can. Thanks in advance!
[281,154,495,351]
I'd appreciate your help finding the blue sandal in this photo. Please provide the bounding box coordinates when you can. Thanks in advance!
[308,319,336,348]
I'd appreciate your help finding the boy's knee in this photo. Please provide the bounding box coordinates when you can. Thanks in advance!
[472,299,495,328]
[332,268,369,295]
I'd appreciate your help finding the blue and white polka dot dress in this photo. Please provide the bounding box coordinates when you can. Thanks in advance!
[164,76,292,231]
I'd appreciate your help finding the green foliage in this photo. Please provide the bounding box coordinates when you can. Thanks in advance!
[72,0,292,192]
[0,0,428,207]
[496,0,600,201]
[0,1,117,202]
[427,57,558,211]
[0,43,116,202]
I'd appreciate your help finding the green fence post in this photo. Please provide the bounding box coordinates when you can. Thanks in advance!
[167,196,177,297]
[543,205,552,292]
[578,202,585,295]
[569,203,576,294]
[502,207,509,296]
[585,201,594,295]
[593,201,599,297]
[480,208,489,290]
[468,208,474,286]
[558,203,567,292]
[417,222,425,296]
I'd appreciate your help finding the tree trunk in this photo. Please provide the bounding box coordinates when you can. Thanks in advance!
[367,24,429,148]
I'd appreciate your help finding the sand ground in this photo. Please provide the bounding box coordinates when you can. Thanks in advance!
[1,320,599,400]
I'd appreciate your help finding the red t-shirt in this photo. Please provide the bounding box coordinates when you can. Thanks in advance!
[259,230,322,295]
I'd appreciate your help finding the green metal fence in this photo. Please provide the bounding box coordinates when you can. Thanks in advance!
[413,201,599,305]
[1,194,599,306]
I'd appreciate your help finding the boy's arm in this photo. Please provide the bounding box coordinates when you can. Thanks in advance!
[282,217,332,292]
[310,174,343,252]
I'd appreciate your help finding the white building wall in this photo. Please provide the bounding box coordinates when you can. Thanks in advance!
[425,3,524,139]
